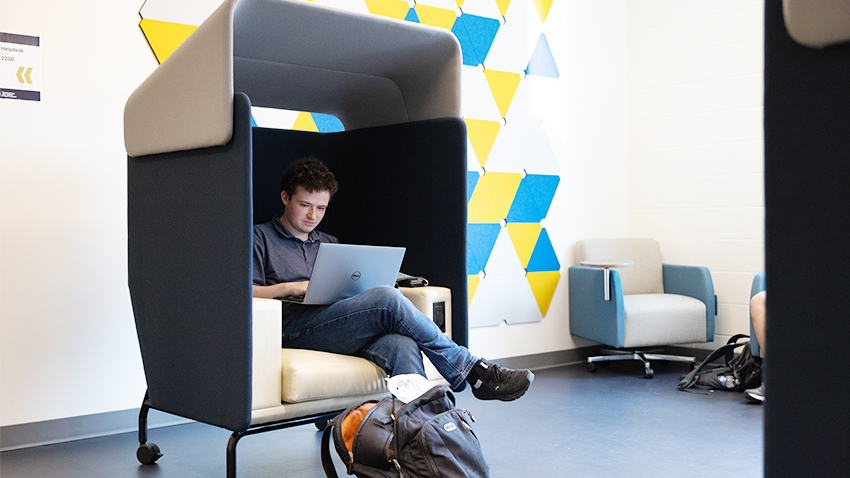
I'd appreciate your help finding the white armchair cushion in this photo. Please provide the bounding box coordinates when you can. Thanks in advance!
[280,349,388,403]
[253,295,448,412]
[623,294,707,347]
[252,298,284,410]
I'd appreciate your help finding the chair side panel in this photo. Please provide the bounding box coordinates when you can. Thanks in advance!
[127,93,254,432]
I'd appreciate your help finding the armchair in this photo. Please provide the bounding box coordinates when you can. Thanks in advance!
[568,238,716,378]
[125,1,468,477]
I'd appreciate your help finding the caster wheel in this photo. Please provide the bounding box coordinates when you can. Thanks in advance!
[586,362,597,373]
[137,443,162,465]
[315,416,332,431]
[644,368,654,379]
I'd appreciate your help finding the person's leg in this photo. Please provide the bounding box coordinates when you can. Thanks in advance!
[355,333,427,378]
[282,287,475,390]
[750,290,766,357]
[282,286,534,400]
[745,290,766,403]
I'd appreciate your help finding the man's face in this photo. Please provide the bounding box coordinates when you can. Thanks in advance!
[279,186,331,240]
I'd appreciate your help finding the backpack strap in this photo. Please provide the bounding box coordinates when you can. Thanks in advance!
[723,334,750,364]
[677,336,750,391]
[321,424,340,478]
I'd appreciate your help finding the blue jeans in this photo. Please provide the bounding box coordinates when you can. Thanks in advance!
[281,287,476,391]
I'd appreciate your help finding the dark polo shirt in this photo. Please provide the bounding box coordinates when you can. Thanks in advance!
[252,216,339,287]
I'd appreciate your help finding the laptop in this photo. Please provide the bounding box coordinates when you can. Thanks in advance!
[283,243,406,305]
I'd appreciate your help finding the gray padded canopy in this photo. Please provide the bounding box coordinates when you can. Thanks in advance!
[124,0,461,157]
[783,0,850,48]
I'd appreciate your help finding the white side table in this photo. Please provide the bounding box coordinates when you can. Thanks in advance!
[580,261,635,301]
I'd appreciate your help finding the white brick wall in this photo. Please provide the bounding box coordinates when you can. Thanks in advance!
[627,1,765,346]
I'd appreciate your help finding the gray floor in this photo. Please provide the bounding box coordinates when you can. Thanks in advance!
[0,361,764,478]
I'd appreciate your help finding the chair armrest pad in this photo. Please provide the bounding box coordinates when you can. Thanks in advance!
[568,266,626,348]
[662,264,715,340]
[252,298,283,410]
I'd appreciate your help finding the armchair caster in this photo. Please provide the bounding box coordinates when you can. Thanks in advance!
[137,443,162,465]
[314,416,333,431]
[586,362,597,373]
[644,368,654,379]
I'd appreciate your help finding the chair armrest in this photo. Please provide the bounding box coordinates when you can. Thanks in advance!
[252,298,283,410]
[568,266,626,348]
[662,264,715,341]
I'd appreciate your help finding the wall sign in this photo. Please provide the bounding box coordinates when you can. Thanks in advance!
[1,32,41,101]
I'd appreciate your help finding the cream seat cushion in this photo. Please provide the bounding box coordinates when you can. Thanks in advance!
[623,294,707,348]
[280,349,388,403]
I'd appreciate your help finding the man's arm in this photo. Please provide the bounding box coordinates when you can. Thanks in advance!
[252,281,309,299]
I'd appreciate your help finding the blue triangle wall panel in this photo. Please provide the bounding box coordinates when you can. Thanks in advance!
[506,174,560,223]
[467,171,480,203]
[526,228,560,272]
[525,33,560,78]
[452,14,500,67]
[313,113,345,132]
[467,223,501,275]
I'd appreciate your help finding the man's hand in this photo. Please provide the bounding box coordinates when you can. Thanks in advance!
[253,281,309,299]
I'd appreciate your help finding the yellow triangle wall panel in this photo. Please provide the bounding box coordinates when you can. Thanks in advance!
[468,274,481,305]
[527,271,560,316]
[365,0,411,20]
[467,178,501,223]
[414,4,458,30]
[483,69,521,118]
[533,0,553,23]
[139,18,198,64]
[464,118,501,168]
[505,223,541,268]
[483,172,522,220]
[292,111,319,132]
[495,0,511,17]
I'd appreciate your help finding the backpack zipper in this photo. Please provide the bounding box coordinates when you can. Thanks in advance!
[390,413,403,477]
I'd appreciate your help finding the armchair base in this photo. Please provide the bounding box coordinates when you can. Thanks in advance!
[137,389,342,478]
[586,349,695,379]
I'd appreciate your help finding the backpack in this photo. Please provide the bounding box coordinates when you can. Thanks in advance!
[321,384,490,478]
[677,334,762,392]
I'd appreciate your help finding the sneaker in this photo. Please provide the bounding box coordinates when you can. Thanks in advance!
[744,382,765,403]
[466,359,534,401]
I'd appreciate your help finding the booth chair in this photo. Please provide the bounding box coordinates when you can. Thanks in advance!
[124,1,468,477]
[568,239,716,378]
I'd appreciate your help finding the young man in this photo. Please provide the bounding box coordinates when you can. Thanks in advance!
[253,157,534,401]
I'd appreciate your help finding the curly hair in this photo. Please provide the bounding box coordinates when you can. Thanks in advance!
[279,156,339,200]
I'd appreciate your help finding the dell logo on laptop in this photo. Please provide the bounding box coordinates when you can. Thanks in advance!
[351,271,362,281]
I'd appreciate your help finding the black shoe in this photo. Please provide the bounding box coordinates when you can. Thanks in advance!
[744,382,765,404]
[466,359,534,401]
